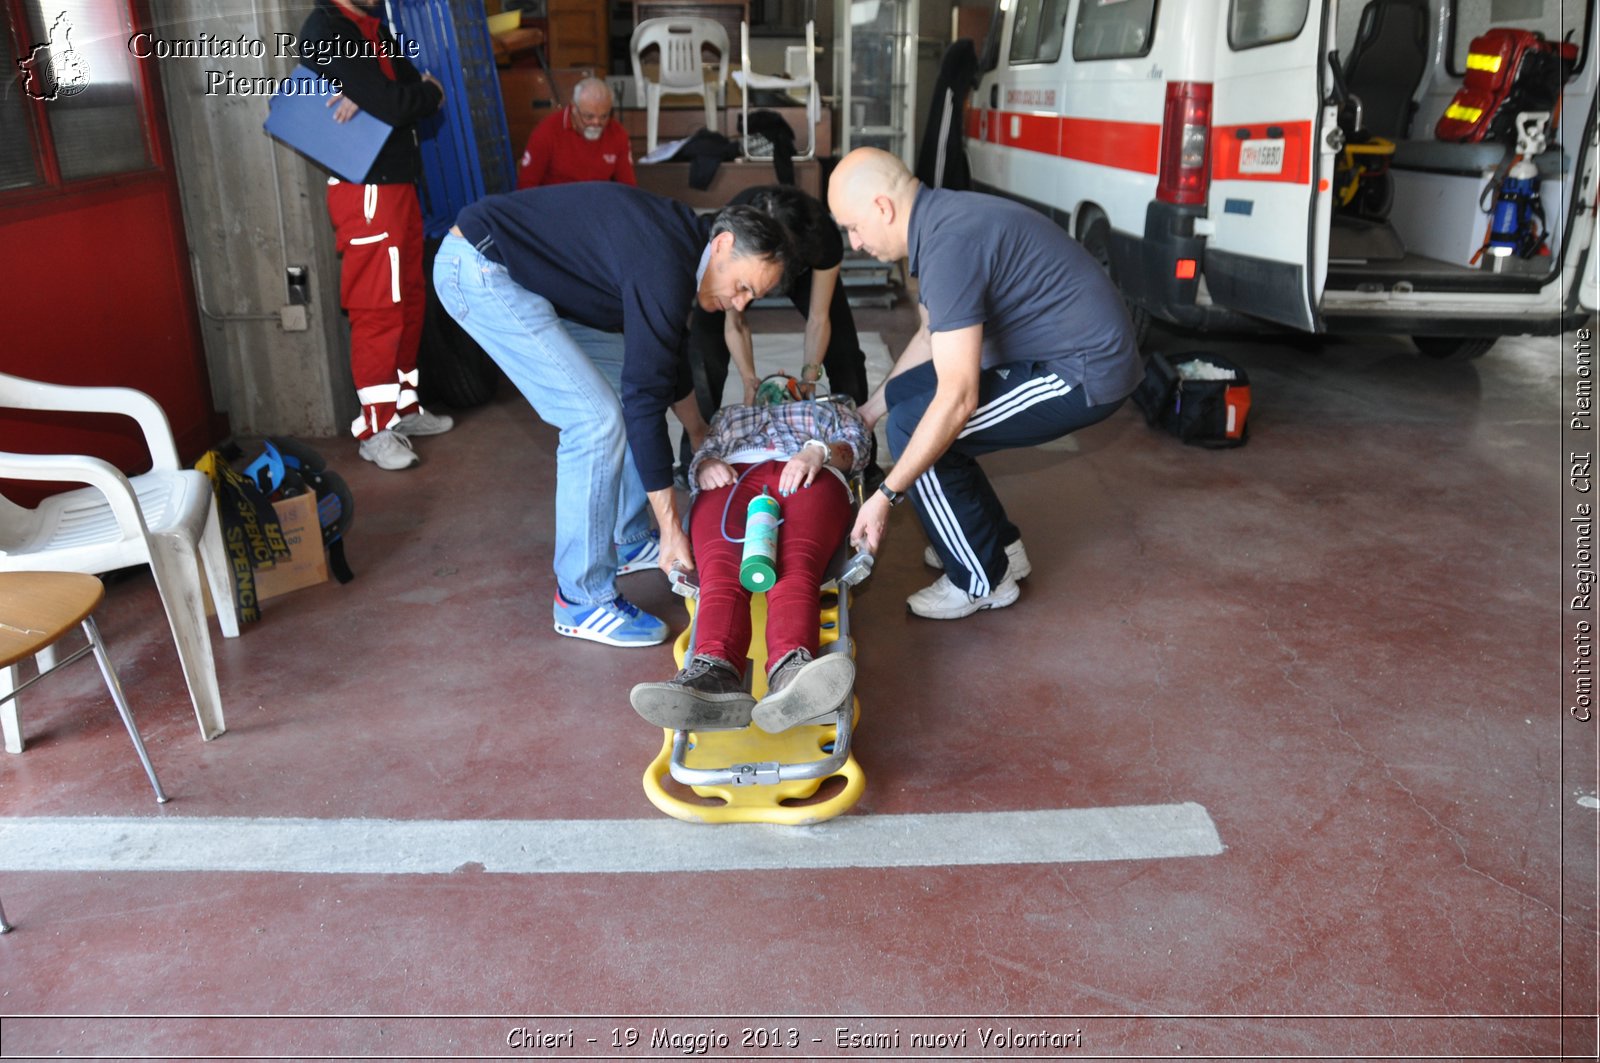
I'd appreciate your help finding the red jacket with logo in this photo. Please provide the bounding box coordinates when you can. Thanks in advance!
[516,107,637,189]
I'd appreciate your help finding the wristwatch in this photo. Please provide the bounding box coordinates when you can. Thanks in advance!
[877,482,906,507]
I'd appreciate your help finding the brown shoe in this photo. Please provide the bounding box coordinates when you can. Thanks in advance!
[630,655,755,730]
[753,648,855,733]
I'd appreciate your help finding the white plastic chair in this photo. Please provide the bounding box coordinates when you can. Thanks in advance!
[733,20,818,161]
[630,17,729,152]
[0,372,238,750]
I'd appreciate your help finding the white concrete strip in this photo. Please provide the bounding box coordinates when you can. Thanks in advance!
[0,804,1222,876]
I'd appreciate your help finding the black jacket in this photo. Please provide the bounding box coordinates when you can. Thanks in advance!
[296,0,443,184]
[915,38,979,191]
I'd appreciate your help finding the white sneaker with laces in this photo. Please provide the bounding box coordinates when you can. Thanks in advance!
[358,429,419,470]
[923,539,1032,581]
[906,572,1020,620]
[394,408,455,437]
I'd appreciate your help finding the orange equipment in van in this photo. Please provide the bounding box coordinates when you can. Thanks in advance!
[1434,29,1577,143]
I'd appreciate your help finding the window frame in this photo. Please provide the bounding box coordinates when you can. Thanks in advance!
[1444,0,1595,78]
[1071,0,1161,63]
[1008,0,1071,67]
[1226,0,1313,52]
[0,0,166,211]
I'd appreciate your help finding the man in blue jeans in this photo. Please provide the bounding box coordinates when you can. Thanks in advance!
[435,184,791,646]
[828,148,1142,620]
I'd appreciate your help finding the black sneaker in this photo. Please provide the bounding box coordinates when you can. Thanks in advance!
[630,655,755,730]
[752,648,856,733]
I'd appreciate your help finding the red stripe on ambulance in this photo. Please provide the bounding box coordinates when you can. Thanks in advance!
[967,109,1161,175]
[1000,111,1062,155]
[1059,116,1161,174]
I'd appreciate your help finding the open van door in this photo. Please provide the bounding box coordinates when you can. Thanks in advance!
[1580,136,1593,313]
[1584,248,1599,315]
[1572,98,1597,315]
[1201,0,1336,331]
[1583,202,1599,314]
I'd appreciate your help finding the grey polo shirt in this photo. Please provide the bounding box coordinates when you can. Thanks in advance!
[906,186,1142,406]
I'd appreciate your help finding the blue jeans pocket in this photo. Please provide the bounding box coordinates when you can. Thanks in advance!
[434,253,467,322]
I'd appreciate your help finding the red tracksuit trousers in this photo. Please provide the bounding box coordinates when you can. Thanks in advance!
[688,462,854,674]
[327,180,425,439]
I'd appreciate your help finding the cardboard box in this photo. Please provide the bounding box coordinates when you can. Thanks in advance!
[253,491,329,601]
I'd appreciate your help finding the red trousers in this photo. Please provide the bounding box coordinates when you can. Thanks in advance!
[689,462,853,673]
[326,180,426,439]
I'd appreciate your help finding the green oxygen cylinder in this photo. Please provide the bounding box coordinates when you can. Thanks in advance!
[740,490,781,592]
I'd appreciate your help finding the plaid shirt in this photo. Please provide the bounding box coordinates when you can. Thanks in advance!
[688,399,872,495]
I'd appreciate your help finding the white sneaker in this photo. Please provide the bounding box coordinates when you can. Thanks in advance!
[394,408,455,437]
[922,539,1032,581]
[358,429,419,470]
[906,572,1020,620]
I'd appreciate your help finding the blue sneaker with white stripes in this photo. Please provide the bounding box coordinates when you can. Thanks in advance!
[552,593,669,647]
[616,532,661,576]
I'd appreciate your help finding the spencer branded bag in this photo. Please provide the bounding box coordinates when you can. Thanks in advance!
[1132,351,1252,448]
[196,438,357,623]
[195,450,291,623]
[243,438,355,585]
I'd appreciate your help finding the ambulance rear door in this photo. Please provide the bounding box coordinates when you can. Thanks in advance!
[1582,114,1599,314]
[1584,208,1598,313]
[1201,0,1336,331]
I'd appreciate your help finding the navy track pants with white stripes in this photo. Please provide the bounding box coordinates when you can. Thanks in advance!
[884,360,1126,598]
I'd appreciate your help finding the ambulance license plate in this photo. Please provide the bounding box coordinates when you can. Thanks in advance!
[1239,139,1285,175]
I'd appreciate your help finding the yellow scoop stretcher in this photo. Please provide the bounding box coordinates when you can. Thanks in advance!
[642,548,873,825]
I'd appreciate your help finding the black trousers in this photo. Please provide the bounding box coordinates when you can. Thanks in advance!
[885,360,1127,597]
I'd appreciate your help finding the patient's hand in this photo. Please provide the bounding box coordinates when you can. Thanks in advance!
[696,457,735,490]
[779,448,824,496]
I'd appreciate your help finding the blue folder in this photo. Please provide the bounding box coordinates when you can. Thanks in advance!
[263,65,393,183]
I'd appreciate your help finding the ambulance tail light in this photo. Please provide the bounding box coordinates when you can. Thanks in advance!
[1158,81,1213,206]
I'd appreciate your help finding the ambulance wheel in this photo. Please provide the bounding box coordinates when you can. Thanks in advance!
[1080,213,1150,348]
[1413,336,1496,361]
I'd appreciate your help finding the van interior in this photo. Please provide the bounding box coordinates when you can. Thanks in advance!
[1323,0,1591,299]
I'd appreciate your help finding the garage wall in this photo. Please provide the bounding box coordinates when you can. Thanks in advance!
[145,0,353,438]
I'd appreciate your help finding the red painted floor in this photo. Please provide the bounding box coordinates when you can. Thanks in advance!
[0,311,1594,1061]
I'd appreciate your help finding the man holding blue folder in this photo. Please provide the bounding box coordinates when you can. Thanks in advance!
[298,0,453,471]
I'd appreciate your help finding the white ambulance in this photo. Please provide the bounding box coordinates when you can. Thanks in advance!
[963,0,1597,358]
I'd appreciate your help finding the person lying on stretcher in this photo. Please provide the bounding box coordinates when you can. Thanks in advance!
[631,381,872,733]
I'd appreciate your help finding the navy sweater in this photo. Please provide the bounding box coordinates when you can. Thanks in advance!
[456,184,712,492]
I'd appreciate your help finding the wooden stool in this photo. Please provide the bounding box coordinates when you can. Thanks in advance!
[0,572,167,803]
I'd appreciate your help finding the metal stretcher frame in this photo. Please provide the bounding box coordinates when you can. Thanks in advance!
[641,480,874,825]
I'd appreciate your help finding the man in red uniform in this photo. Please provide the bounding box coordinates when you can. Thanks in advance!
[298,0,455,471]
[516,78,636,189]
